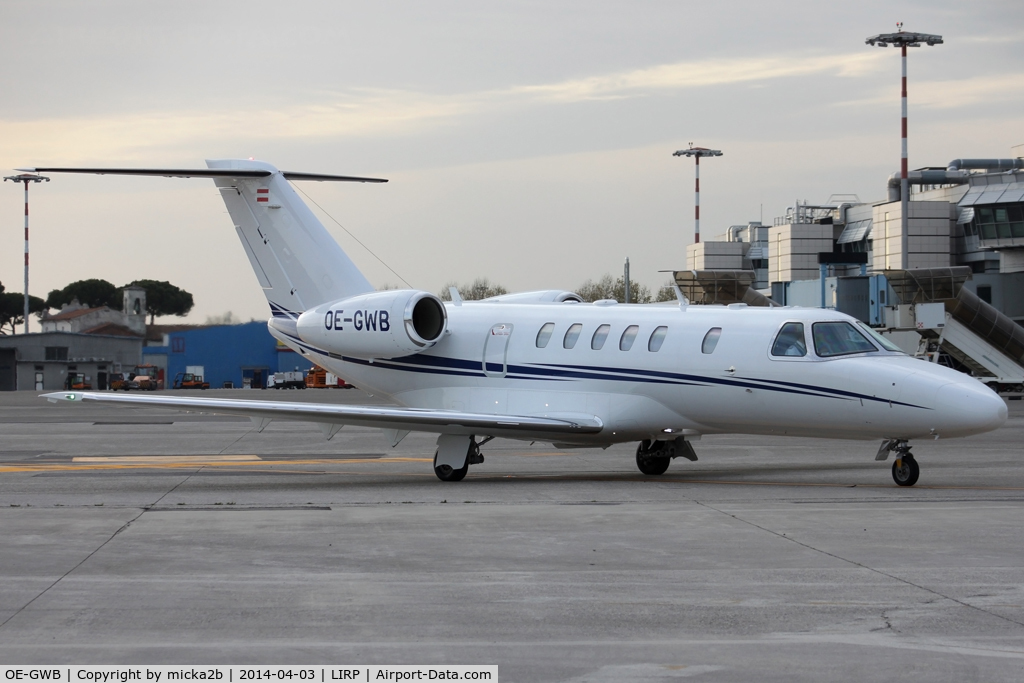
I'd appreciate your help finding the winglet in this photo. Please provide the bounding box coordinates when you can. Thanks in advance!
[42,392,83,403]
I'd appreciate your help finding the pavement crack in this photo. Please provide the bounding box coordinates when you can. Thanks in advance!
[0,468,204,633]
[217,426,257,455]
[0,505,148,633]
[147,466,204,509]
[871,609,898,633]
[695,500,1024,630]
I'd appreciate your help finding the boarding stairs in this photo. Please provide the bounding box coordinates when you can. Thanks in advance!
[672,270,778,307]
[884,267,1024,390]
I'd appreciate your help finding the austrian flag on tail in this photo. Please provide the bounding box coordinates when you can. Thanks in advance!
[256,188,270,203]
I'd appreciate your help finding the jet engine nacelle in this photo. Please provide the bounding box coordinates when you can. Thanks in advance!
[296,290,447,359]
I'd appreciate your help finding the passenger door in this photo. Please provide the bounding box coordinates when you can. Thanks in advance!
[483,324,513,378]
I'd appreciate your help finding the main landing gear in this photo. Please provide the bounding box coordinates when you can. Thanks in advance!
[635,438,698,476]
[876,438,920,487]
[433,435,490,482]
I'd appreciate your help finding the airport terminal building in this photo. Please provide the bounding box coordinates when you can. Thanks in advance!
[687,155,1024,322]
[683,153,1024,391]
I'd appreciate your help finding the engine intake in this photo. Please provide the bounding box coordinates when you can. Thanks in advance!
[296,290,447,359]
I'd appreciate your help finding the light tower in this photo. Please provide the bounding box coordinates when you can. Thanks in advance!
[866,23,943,269]
[3,173,50,334]
[673,144,722,245]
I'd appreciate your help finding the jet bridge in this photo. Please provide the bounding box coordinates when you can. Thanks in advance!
[884,267,1024,390]
[672,270,779,307]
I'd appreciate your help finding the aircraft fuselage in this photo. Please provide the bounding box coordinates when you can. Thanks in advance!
[274,301,1006,446]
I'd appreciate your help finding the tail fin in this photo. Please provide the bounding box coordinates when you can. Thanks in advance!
[207,159,377,316]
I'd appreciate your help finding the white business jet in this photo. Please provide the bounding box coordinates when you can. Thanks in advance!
[27,159,1007,486]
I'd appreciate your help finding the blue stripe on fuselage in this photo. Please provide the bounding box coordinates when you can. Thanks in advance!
[267,338,926,409]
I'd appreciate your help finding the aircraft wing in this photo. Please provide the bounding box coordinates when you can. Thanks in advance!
[41,392,603,439]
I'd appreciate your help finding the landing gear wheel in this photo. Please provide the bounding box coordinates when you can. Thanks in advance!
[636,443,671,476]
[892,454,920,487]
[433,449,468,482]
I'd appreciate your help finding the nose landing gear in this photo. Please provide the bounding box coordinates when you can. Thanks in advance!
[892,453,920,487]
[877,439,920,486]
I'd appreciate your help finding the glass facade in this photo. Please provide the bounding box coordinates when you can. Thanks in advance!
[965,203,1024,241]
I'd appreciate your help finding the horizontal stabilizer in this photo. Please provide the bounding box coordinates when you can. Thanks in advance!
[17,167,388,183]
[42,392,604,439]
[282,172,387,183]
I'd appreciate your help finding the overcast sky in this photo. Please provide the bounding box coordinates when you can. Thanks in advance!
[1,0,1022,324]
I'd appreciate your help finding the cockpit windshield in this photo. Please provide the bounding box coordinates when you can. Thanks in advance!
[812,322,878,357]
[856,322,905,353]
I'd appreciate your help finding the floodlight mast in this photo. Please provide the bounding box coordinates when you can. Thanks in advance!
[673,144,722,245]
[866,23,943,269]
[3,173,50,334]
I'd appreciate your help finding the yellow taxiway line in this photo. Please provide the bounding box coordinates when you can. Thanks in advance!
[74,455,261,463]
[0,456,432,473]
[4,457,1024,491]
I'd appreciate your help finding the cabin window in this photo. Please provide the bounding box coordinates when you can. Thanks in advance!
[536,322,555,348]
[701,327,722,354]
[591,324,610,350]
[563,323,583,349]
[648,326,668,352]
[619,325,639,351]
[771,322,806,357]
[812,322,878,357]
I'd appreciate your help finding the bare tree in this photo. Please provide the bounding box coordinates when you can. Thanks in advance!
[204,311,238,325]
[439,278,509,301]
[576,275,651,303]
[655,280,678,302]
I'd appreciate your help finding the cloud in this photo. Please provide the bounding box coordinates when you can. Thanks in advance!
[917,73,1024,109]
[505,52,887,103]
[0,92,479,164]
[0,50,890,163]
[958,31,1024,44]
[832,72,1024,110]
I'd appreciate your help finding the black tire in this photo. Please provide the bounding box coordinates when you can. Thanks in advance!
[433,449,468,482]
[892,454,920,487]
[636,443,671,476]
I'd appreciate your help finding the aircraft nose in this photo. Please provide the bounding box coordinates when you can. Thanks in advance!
[933,381,1008,437]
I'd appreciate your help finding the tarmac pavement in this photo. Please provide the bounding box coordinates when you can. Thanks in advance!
[0,389,1022,682]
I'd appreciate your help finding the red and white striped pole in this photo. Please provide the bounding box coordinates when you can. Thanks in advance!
[900,42,909,269]
[694,155,700,244]
[22,179,30,334]
[866,26,943,271]
[673,145,722,250]
[4,173,49,334]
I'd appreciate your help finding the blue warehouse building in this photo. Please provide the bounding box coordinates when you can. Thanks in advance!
[143,321,313,389]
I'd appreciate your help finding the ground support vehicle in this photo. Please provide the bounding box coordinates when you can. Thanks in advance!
[305,365,351,389]
[172,372,210,390]
[268,371,306,389]
[128,364,160,391]
[65,373,92,390]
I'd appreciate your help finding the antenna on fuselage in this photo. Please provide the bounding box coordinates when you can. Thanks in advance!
[659,270,690,310]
